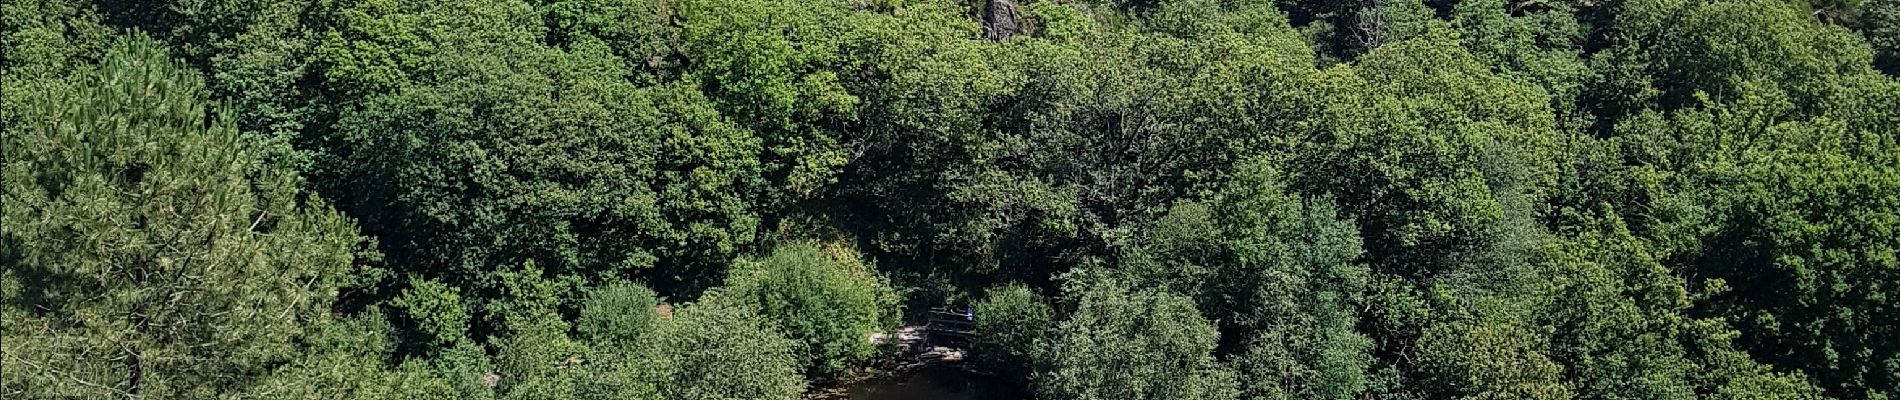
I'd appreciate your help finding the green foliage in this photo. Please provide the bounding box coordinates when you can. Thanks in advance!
[1450,0,1590,116]
[1415,321,1572,400]
[1210,163,1371,400]
[644,296,807,400]
[9,0,1900,398]
[576,281,662,346]
[536,0,673,70]
[1293,30,1560,274]
[489,262,587,400]
[304,0,779,302]
[1,36,360,398]
[0,0,112,80]
[1868,0,1900,73]
[1356,0,1436,48]
[318,5,767,293]
[1593,0,1881,121]
[1538,210,1834,400]
[246,311,491,400]
[1591,70,1900,397]
[674,0,858,198]
[724,242,900,377]
[972,283,1054,385]
[570,282,665,398]
[1113,162,1372,400]
[396,277,473,349]
[1543,214,1700,399]
[1035,279,1238,400]
[1122,202,1224,298]
[845,0,1326,296]
[1688,115,1900,398]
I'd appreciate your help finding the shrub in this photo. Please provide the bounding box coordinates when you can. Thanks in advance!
[577,281,662,346]
[724,241,900,377]
[1035,280,1238,400]
[972,283,1053,384]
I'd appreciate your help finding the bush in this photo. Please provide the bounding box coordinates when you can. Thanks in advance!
[646,297,807,400]
[724,241,900,377]
[395,277,473,350]
[1035,280,1238,400]
[570,286,802,400]
[246,312,482,400]
[1414,321,1570,400]
[972,283,1053,384]
[572,281,666,400]
[577,281,662,346]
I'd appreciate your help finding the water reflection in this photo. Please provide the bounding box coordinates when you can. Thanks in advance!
[845,365,1025,400]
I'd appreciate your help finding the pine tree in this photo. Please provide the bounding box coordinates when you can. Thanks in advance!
[2,35,361,398]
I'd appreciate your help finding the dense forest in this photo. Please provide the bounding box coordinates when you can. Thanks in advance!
[4,0,1899,398]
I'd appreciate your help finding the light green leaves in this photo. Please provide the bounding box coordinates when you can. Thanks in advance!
[722,242,900,377]
[2,35,360,398]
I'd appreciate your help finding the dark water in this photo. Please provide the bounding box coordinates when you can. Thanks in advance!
[845,365,1026,400]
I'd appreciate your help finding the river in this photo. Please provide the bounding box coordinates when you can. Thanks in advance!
[842,364,1025,400]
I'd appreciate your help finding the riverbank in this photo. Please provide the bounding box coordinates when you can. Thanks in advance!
[807,325,973,399]
[818,363,1022,400]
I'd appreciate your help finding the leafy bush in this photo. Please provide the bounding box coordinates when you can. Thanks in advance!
[972,283,1054,385]
[644,297,807,400]
[724,241,900,377]
[577,281,662,346]
[396,277,473,350]
[1035,279,1238,400]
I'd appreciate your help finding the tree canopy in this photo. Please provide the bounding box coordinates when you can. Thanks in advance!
[4,0,1898,398]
